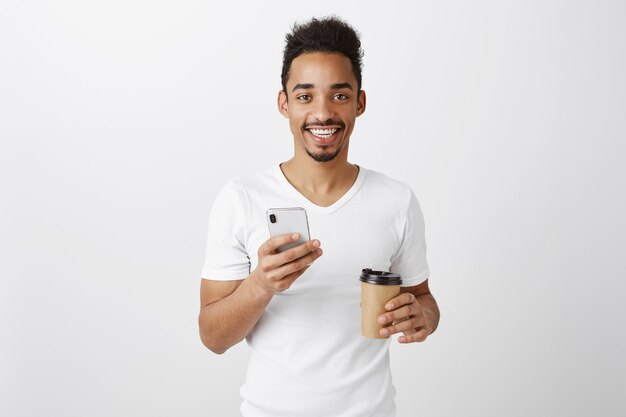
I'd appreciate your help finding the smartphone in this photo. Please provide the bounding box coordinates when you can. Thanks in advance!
[266,207,311,253]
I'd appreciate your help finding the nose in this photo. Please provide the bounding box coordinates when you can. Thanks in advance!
[310,98,335,123]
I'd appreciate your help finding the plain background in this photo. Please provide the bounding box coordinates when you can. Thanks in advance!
[2,1,625,416]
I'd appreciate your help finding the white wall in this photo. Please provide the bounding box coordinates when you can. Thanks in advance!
[2,1,625,416]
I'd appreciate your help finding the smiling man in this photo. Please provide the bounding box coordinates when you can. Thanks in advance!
[281,53,360,163]
[199,16,440,417]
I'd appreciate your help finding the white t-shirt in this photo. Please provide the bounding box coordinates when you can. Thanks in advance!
[201,164,430,417]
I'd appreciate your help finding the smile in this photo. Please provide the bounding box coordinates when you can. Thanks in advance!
[308,128,338,138]
[304,127,342,145]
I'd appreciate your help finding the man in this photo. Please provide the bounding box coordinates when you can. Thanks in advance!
[199,16,440,417]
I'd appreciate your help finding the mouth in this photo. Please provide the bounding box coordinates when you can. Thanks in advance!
[304,127,342,146]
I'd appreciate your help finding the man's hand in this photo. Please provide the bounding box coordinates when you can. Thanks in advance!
[250,233,323,295]
[377,292,433,343]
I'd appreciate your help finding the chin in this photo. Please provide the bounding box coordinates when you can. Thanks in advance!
[305,142,344,162]
[307,151,340,162]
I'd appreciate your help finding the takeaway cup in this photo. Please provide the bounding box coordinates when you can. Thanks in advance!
[360,268,402,338]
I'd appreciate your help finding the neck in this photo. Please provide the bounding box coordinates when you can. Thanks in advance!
[280,150,358,196]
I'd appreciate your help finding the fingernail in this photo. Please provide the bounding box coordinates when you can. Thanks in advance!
[380,329,389,337]
[317,248,322,255]
[378,316,386,324]
[292,233,300,240]
[313,240,320,248]
[386,303,394,310]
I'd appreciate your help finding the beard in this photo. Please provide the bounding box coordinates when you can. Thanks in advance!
[305,145,342,162]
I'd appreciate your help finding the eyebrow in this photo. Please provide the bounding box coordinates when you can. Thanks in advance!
[291,82,354,92]
[330,82,353,90]
[292,83,314,92]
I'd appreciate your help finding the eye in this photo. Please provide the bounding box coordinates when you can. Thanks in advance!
[297,94,312,101]
[333,93,349,101]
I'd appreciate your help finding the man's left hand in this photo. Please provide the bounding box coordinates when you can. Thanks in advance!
[377,292,432,343]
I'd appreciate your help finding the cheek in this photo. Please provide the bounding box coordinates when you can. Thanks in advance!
[287,110,302,125]
[288,119,304,137]
[341,122,354,134]
[289,118,301,130]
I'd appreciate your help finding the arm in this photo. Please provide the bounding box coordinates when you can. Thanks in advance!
[198,277,271,354]
[198,233,323,354]
[377,278,440,343]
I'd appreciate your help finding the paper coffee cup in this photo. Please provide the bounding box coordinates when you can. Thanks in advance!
[360,268,402,339]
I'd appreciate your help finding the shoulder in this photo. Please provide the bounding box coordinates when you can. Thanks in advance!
[217,166,276,199]
[213,166,279,215]
[361,167,414,204]
[226,166,277,193]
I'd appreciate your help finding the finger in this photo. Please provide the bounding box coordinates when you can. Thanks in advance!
[272,247,323,281]
[273,264,312,292]
[398,328,429,343]
[282,264,311,282]
[273,239,321,268]
[264,240,321,279]
[379,317,418,338]
[402,328,419,336]
[385,292,416,311]
[377,305,413,326]
[259,233,301,256]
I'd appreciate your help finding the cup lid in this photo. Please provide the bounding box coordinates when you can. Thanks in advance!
[360,268,402,285]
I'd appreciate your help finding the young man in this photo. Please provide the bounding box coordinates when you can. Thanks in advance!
[199,16,440,417]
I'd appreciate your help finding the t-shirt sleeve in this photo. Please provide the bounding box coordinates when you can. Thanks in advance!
[390,188,430,287]
[200,181,251,280]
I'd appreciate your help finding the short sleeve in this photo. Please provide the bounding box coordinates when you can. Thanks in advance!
[200,181,251,280]
[390,188,430,287]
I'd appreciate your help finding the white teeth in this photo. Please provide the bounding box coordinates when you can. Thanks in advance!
[309,128,338,137]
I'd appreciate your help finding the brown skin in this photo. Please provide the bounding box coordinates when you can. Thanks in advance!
[199,52,439,353]
[277,52,439,343]
[277,52,365,206]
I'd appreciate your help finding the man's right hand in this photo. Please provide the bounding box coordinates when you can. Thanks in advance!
[250,233,323,295]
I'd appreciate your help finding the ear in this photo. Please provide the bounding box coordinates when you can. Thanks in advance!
[277,90,289,118]
[356,90,366,117]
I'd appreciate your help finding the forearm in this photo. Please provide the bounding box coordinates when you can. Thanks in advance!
[199,275,272,354]
[416,293,440,335]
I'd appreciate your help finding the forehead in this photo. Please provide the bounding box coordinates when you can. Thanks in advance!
[287,52,356,89]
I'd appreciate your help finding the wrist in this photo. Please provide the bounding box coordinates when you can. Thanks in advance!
[247,270,274,300]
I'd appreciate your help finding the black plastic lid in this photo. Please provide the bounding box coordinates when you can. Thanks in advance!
[360,268,402,285]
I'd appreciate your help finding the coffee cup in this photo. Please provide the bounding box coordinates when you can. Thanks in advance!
[360,268,402,338]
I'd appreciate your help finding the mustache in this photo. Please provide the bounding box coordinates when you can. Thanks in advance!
[302,120,345,129]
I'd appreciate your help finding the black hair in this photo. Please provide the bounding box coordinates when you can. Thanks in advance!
[281,16,364,94]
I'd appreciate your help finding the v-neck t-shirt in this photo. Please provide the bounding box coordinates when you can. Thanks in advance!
[201,164,430,417]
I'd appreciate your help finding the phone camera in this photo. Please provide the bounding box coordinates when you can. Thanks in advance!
[269,214,277,223]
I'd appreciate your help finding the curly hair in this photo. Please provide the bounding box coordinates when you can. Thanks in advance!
[281,16,364,94]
